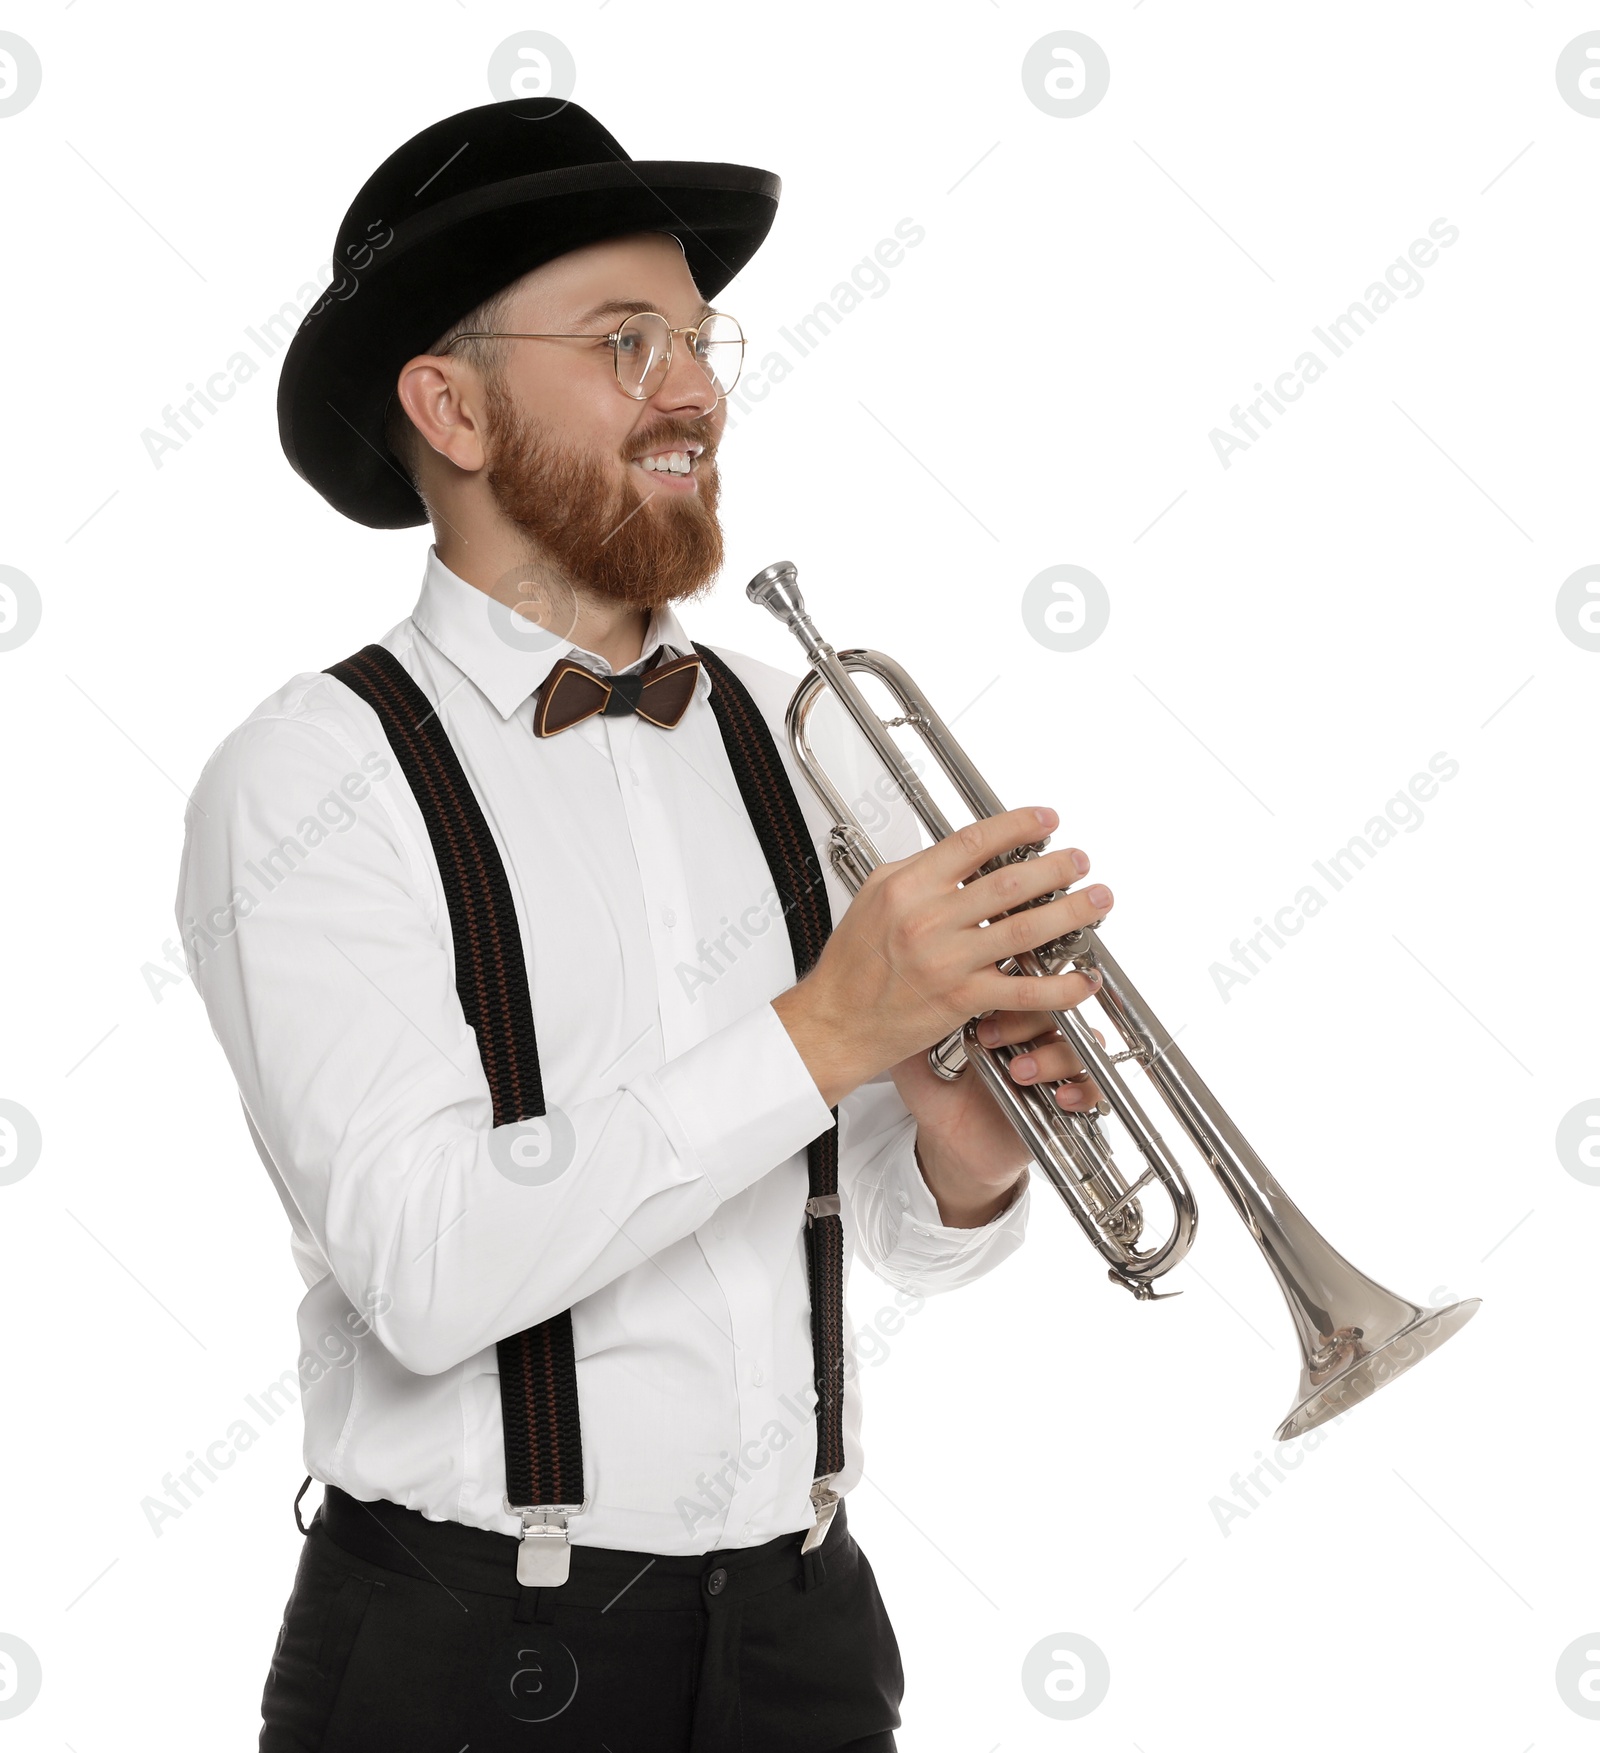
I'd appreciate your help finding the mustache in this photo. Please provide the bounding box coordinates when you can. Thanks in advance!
[624,417,719,463]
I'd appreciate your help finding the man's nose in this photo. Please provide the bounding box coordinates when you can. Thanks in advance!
[650,335,719,418]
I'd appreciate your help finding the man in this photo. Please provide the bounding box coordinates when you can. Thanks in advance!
[178,98,1113,1752]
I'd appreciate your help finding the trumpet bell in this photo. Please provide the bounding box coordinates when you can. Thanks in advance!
[1277,1293,1481,1441]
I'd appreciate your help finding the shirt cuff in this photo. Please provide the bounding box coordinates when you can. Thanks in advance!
[871,1129,1032,1287]
[635,1000,835,1203]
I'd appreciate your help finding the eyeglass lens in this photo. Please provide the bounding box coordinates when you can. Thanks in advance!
[615,312,744,400]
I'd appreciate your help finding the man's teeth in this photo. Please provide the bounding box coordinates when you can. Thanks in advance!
[637,451,694,474]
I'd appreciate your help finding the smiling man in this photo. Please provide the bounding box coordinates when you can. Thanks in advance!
[181,97,1111,1753]
[396,245,735,631]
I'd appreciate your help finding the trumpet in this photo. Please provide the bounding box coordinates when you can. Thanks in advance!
[748,560,1479,1440]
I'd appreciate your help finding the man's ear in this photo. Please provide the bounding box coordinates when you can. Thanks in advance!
[394,352,489,477]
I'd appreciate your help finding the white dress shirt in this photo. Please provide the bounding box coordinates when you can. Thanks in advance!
[176,546,1029,1554]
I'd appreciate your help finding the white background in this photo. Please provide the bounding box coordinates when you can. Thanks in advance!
[2,2,1596,1747]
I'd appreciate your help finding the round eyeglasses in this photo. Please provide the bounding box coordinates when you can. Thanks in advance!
[443,310,746,403]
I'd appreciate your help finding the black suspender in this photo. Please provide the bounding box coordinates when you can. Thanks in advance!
[325,640,846,1582]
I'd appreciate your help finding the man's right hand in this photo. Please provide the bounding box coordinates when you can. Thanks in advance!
[771,805,1113,1109]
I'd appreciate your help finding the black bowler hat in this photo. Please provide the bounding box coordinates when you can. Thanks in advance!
[276,98,780,530]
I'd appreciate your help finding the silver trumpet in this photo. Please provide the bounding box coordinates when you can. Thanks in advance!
[748,560,1480,1440]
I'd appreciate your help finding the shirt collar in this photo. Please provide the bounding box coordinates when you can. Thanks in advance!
[410,545,713,723]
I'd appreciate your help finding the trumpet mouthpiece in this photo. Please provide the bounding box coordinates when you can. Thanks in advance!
[746,560,832,663]
[746,561,804,621]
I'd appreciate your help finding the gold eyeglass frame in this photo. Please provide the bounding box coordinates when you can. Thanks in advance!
[441,310,745,403]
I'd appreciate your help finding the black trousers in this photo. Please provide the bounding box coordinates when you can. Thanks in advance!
[259,1483,903,1751]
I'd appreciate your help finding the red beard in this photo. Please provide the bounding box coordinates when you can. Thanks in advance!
[484,376,724,613]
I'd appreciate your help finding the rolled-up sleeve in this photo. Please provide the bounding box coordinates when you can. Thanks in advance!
[177,702,835,1380]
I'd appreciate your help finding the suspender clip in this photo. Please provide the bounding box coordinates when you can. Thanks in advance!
[805,1193,841,1227]
[505,1499,584,1587]
[801,1477,841,1555]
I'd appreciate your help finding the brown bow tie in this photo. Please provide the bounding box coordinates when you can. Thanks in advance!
[532,649,702,737]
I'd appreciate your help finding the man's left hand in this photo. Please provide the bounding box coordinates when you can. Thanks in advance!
[890,1010,1106,1227]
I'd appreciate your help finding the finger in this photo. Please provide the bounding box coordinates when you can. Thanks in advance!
[1006,1037,1097,1089]
[920,807,1071,894]
[1004,1051,1102,1110]
[1051,1076,1103,1110]
[957,883,1113,968]
[974,1010,1061,1050]
[969,1011,1108,1105]
[966,965,1102,1019]
[973,1015,1106,1051]
[947,845,1090,931]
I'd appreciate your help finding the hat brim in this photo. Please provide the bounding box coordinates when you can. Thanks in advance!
[277,158,779,529]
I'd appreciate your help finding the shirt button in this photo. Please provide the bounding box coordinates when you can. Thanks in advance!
[897,1192,910,1209]
[663,907,677,927]
[629,768,640,786]
[913,1224,931,1237]
[706,1567,728,1596]
[752,1366,765,1386]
